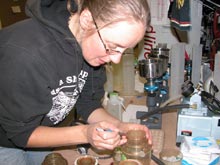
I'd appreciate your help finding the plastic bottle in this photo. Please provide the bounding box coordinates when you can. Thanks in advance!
[107,92,122,120]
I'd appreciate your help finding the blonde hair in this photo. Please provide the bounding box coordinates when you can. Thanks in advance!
[68,0,151,29]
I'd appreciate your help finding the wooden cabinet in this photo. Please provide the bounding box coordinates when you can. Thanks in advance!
[0,0,28,27]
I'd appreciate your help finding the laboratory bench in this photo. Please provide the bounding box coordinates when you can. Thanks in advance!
[53,95,180,164]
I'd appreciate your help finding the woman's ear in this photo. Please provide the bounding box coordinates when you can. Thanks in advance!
[79,9,93,30]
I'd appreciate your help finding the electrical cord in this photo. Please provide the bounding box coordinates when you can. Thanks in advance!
[137,104,196,120]
[201,91,220,114]
[151,153,165,165]
[160,95,183,107]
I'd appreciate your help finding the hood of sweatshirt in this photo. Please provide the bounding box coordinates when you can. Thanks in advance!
[25,0,105,119]
[25,0,77,37]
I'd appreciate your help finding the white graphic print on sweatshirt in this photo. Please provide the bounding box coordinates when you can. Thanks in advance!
[47,70,88,124]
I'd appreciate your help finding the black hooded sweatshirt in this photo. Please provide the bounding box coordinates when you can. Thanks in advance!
[0,0,106,148]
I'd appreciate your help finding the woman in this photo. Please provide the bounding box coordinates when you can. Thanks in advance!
[0,0,151,164]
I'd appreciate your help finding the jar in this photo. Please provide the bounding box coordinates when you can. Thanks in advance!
[119,159,142,165]
[121,130,151,165]
[42,153,68,165]
[113,147,123,165]
[74,155,98,165]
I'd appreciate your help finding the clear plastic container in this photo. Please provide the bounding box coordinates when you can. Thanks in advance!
[121,49,135,96]
[159,149,183,165]
[121,130,152,165]
[112,62,123,92]
[107,92,122,120]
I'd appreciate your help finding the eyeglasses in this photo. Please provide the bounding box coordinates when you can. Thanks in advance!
[91,16,122,56]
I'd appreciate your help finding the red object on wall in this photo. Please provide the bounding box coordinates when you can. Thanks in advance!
[210,9,220,71]
[213,10,220,38]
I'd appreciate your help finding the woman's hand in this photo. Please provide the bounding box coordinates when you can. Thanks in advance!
[117,122,152,145]
[85,121,126,150]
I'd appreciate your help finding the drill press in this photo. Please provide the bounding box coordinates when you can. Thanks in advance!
[137,44,170,129]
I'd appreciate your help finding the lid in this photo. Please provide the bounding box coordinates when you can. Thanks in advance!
[109,92,119,101]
